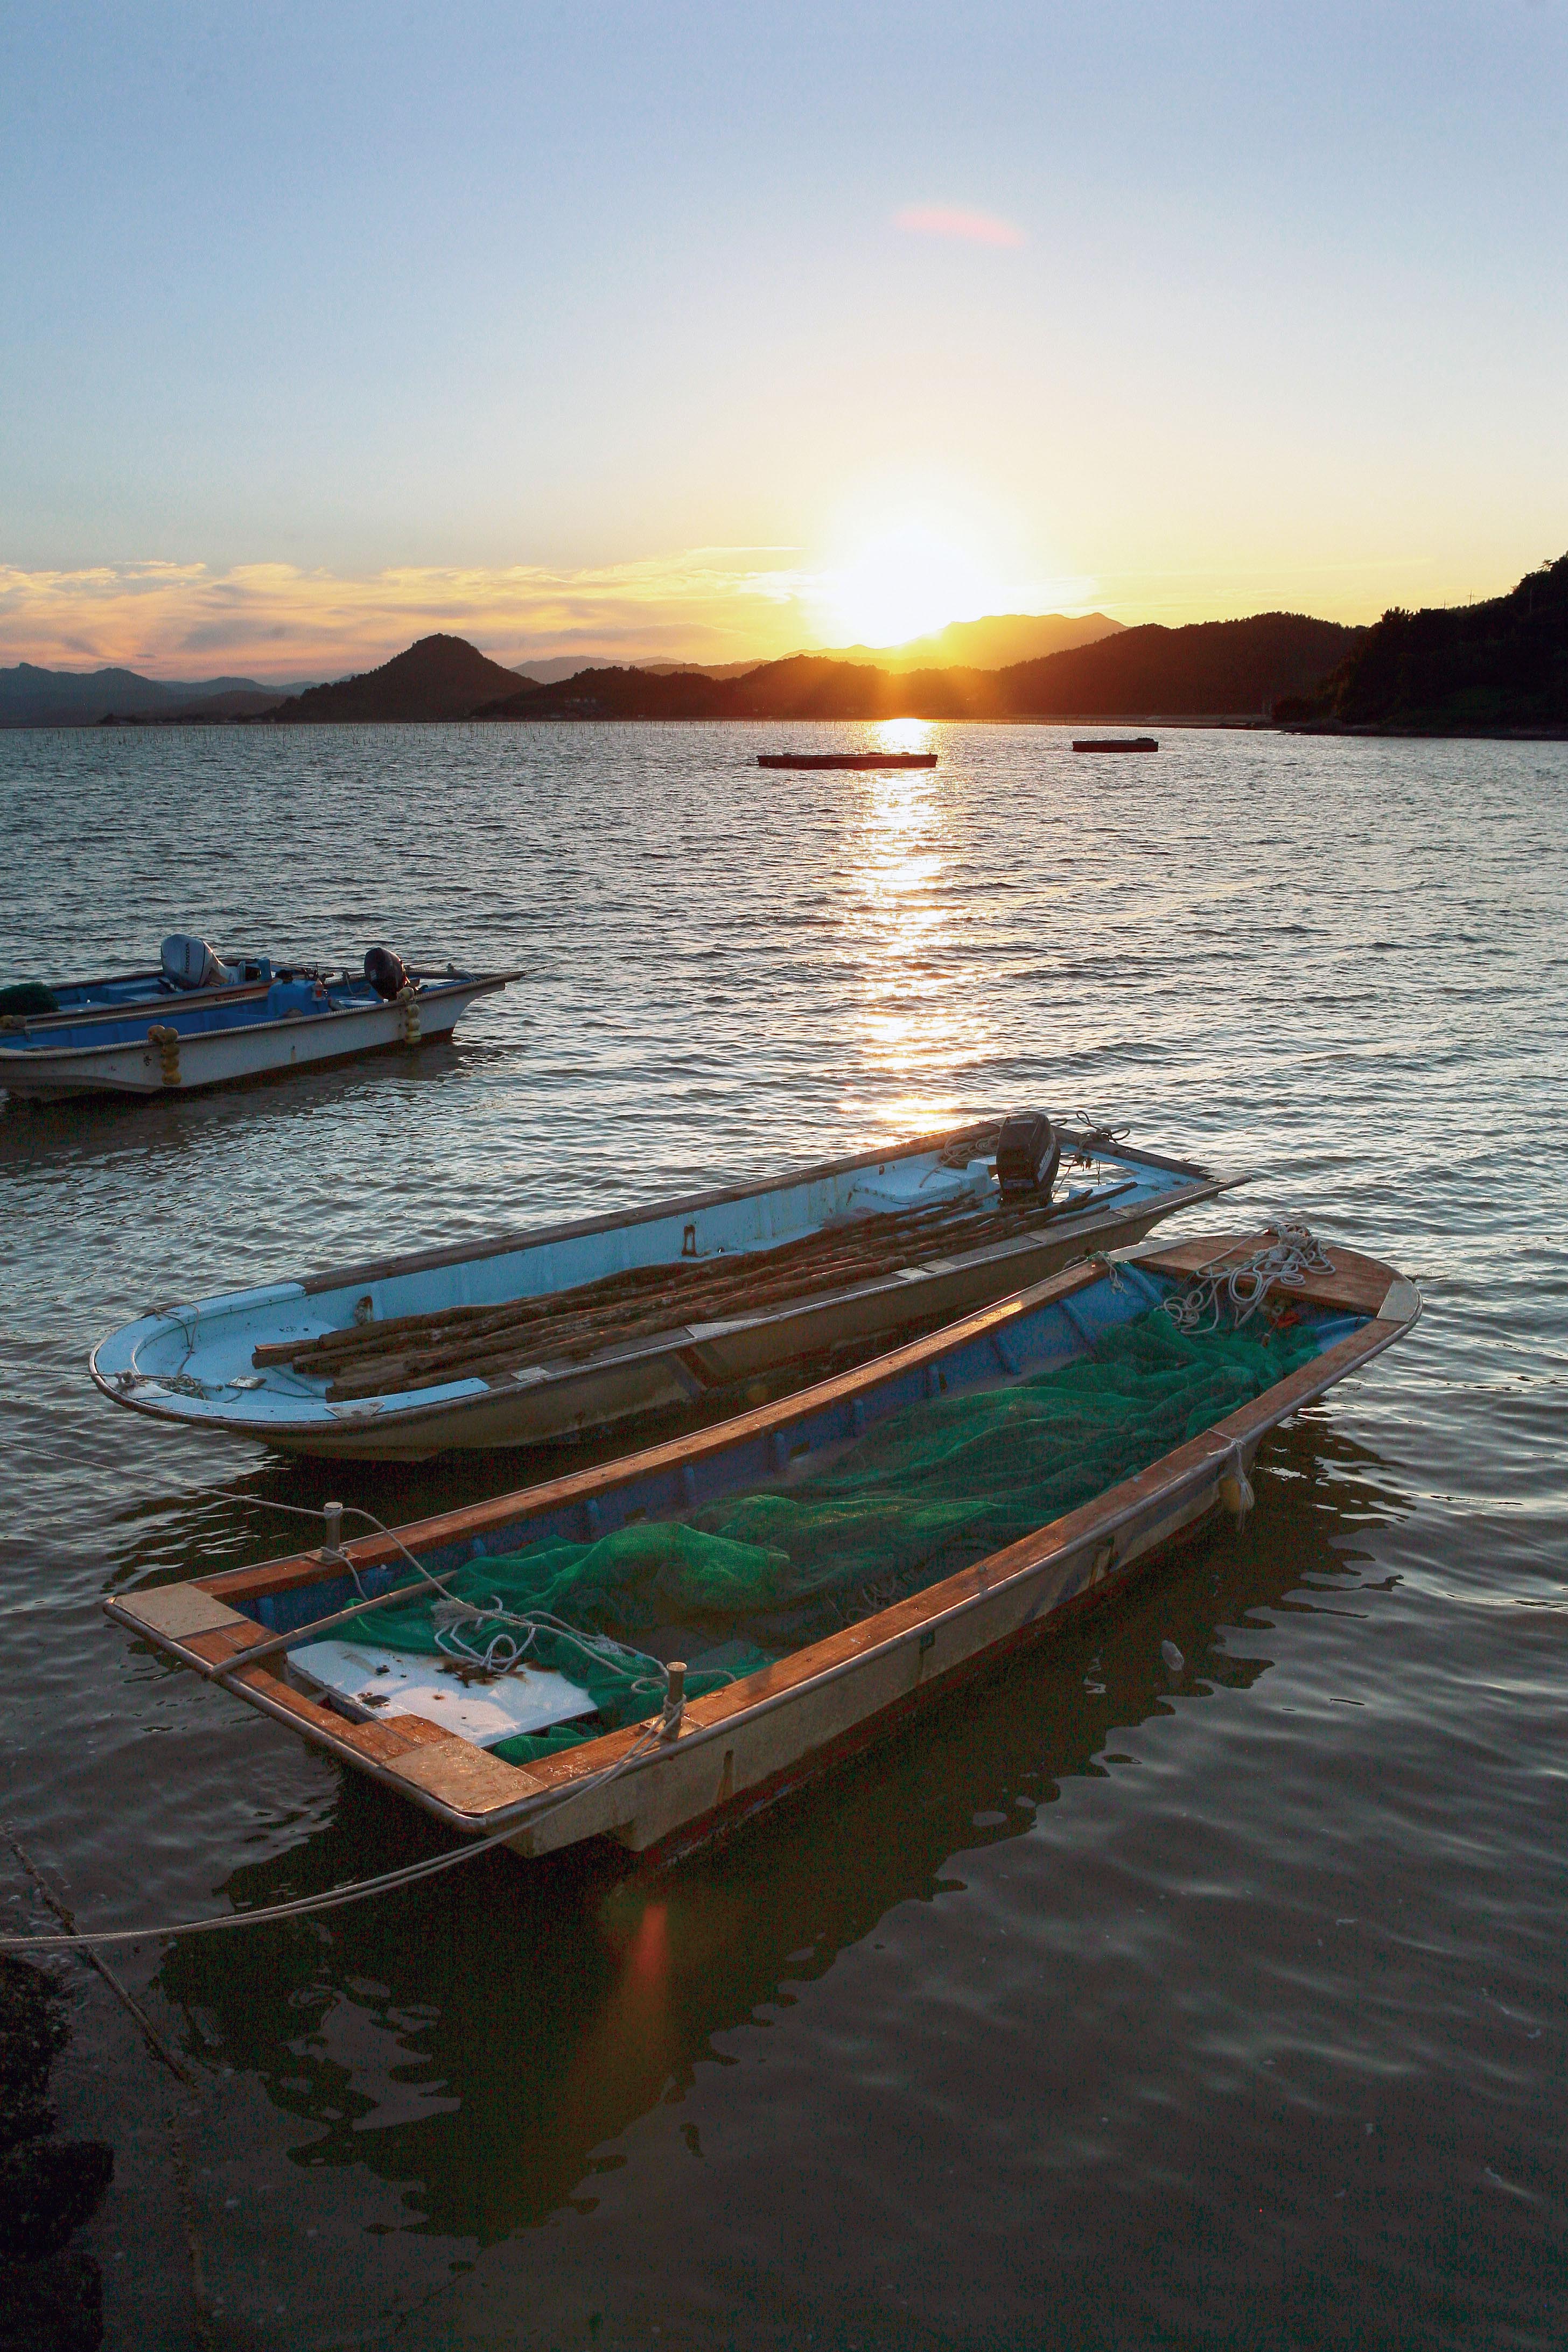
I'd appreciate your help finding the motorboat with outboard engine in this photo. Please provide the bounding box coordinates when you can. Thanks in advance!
[90,1114,1248,1459]
[0,935,517,1099]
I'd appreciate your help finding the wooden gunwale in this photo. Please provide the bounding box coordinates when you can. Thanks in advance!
[105,1238,1418,1857]
[293,1119,1224,1296]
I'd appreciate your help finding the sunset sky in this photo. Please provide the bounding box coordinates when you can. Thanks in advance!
[3,1,1564,679]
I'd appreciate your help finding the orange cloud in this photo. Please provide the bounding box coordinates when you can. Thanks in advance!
[892,205,1025,249]
[0,552,817,680]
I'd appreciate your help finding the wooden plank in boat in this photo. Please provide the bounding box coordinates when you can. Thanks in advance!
[148,1615,475,1765]
[115,1584,252,1643]
[382,1738,543,1810]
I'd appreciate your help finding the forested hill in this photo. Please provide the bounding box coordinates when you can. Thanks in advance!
[1278,555,1568,732]
[478,613,1362,723]
[269,634,524,722]
[478,655,987,722]
[995,613,1359,717]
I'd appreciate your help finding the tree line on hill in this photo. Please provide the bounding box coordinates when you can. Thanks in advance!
[1276,552,1568,732]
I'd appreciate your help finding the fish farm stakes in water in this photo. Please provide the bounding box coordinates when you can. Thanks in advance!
[104,1230,1419,1868]
[0,933,517,1098]
[89,1116,1245,1459]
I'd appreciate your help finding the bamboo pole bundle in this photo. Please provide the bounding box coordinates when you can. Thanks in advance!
[258,1180,1114,1402]
[257,1195,992,1378]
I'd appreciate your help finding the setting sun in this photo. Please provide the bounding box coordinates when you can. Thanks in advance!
[824,523,1001,648]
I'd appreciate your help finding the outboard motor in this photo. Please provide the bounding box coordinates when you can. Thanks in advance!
[364,947,415,1001]
[160,934,236,990]
[995,1110,1061,1200]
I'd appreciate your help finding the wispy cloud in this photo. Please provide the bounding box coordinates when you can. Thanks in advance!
[0,552,820,680]
[892,205,1025,249]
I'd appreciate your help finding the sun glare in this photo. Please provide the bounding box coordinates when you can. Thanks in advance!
[827,524,999,649]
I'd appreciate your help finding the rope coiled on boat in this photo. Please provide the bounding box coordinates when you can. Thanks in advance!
[1161,1221,1333,1336]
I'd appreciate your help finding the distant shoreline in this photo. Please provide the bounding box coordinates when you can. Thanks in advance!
[12,712,1565,741]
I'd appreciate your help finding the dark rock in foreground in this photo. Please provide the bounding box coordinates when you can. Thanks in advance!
[0,2250,103,2352]
[0,1957,109,2349]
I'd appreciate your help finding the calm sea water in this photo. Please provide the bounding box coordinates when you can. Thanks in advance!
[1,720,1564,2350]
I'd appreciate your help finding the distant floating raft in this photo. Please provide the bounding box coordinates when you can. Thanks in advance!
[1072,737,1159,753]
[757,752,938,770]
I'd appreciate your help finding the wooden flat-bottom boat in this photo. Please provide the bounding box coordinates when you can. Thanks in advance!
[757,753,937,769]
[108,1232,1418,1868]
[1072,737,1158,753]
[90,1119,1241,1460]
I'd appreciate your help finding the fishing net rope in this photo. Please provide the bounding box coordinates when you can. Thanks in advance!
[354,1308,1323,1764]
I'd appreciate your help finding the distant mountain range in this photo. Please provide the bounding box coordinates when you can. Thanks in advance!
[1277,551,1568,733]
[479,613,1361,724]
[0,608,1365,731]
[0,662,319,727]
[520,611,1124,685]
[813,610,1124,671]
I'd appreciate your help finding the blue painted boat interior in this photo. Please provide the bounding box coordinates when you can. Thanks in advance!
[8,962,461,1053]
[240,1270,1370,1639]
[101,1130,1204,1419]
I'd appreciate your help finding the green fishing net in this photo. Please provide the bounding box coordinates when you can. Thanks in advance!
[361,1308,1321,1763]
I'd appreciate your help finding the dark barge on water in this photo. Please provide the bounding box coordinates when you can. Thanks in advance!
[758,752,937,771]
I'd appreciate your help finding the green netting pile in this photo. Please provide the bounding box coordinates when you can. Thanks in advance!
[360,1308,1320,1765]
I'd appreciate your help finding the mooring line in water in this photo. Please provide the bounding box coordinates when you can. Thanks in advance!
[0,1492,688,1956]
[0,1716,669,1955]
[5,1827,197,2080]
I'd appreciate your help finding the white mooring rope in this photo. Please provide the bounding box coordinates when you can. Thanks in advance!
[1161,1220,1333,1336]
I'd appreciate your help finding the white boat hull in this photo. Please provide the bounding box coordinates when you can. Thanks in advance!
[0,977,502,1098]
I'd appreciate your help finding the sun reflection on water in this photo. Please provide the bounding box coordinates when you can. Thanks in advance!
[872,715,936,756]
[836,740,996,1133]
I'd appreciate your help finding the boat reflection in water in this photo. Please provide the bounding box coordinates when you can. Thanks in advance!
[153,1413,1405,2242]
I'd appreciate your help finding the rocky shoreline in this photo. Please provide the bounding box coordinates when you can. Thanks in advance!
[0,1956,111,2351]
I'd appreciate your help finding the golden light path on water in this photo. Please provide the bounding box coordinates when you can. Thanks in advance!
[837,717,997,1136]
